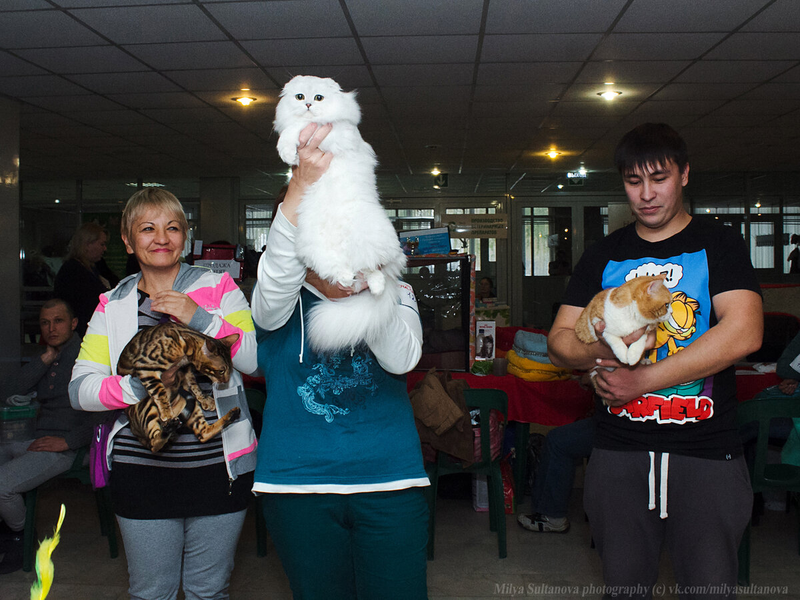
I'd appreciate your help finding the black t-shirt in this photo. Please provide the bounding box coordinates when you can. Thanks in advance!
[562,218,761,460]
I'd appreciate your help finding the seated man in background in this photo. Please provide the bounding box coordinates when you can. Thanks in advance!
[517,416,595,534]
[0,299,94,574]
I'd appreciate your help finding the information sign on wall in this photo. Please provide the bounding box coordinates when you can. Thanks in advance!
[445,214,508,239]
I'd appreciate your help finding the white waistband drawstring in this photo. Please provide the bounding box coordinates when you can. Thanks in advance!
[298,293,305,364]
[647,451,670,520]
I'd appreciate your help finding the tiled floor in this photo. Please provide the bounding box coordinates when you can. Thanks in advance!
[2,476,800,599]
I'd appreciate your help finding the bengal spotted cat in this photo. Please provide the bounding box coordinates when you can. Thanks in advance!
[117,322,241,453]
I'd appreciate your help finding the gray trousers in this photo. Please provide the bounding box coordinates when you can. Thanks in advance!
[117,509,247,600]
[0,439,76,531]
[584,448,752,600]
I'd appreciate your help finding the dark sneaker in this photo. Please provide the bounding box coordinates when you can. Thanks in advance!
[517,513,570,533]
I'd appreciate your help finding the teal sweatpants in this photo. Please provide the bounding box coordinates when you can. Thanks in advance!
[261,487,429,600]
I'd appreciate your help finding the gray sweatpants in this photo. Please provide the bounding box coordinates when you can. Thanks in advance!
[0,439,76,530]
[117,509,247,600]
[584,449,752,600]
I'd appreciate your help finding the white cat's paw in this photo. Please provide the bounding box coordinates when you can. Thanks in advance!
[366,270,386,295]
[277,141,299,166]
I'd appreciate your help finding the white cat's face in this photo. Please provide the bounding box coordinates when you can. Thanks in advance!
[274,75,360,131]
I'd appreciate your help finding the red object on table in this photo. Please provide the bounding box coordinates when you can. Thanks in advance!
[735,370,781,402]
[406,371,593,426]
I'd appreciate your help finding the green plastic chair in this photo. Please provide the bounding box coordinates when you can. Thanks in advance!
[245,387,268,557]
[22,446,118,572]
[736,396,800,585]
[425,388,509,559]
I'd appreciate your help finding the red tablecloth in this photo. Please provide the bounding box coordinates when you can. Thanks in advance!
[736,370,781,401]
[406,371,593,426]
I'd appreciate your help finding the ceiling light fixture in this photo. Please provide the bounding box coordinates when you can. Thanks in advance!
[233,96,256,106]
[597,90,622,101]
[547,150,561,159]
[431,167,441,176]
[557,184,564,189]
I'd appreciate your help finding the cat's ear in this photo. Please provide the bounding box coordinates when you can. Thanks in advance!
[648,279,665,294]
[218,333,240,348]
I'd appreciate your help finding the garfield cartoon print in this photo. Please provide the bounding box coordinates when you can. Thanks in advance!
[600,255,713,424]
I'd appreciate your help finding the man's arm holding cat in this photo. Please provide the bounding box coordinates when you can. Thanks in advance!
[548,305,652,371]
[551,290,763,406]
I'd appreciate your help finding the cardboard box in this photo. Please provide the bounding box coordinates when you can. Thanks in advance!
[475,320,495,361]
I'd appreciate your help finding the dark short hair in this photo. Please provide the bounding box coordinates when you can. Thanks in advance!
[41,298,75,320]
[614,123,688,176]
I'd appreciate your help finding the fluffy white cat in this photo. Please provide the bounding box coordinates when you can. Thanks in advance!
[274,75,407,353]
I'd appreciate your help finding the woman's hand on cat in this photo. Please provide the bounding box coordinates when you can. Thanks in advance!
[150,290,199,325]
[281,123,334,225]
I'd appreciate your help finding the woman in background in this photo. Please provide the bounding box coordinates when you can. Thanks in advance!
[54,222,115,336]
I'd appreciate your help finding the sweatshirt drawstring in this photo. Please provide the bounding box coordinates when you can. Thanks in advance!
[298,293,305,364]
[647,451,670,519]
[660,453,669,519]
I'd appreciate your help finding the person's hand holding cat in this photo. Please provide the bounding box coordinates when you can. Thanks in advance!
[150,290,199,325]
[589,322,658,406]
[281,122,334,226]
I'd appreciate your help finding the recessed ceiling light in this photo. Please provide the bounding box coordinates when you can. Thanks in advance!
[597,90,622,101]
[431,167,441,176]
[557,184,564,189]
[547,150,561,159]
[233,97,256,106]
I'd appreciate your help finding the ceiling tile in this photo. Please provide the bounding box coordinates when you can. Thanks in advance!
[477,62,582,85]
[473,83,564,102]
[0,0,52,9]
[0,10,106,48]
[204,0,350,39]
[372,64,474,86]
[594,33,727,61]
[0,75,88,96]
[69,110,157,126]
[139,106,234,124]
[382,85,472,105]
[675,60,797,83]
[243,38,363,67]
[70,5,226,44]
[107,92,208,110]
[482,34,601,62]
[711,99,800,116]
[614,0,767,32]
[347,0,483,35]
[14,46,147,74]
[164,68,278,92]
[20,94,125,112]
[471,100,553,118]
[576,60,691,84]
[68,71,182,94]
[361,36,478,65]
[267,66,374,89]
[653,82,756,100]
[773,65,800,83]
[485,0,629,33]
[631,99,727,116]
[739,82,800,100]
[741,1,800,32]
[0,52,48,76]
[706,33,800,60]
[550,100,639,117]
[124,41,256,70]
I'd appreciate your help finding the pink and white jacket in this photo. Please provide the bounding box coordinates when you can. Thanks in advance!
[69,263,258,480]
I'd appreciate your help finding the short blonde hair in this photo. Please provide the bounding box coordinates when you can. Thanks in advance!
[121,188,189,244]
[67,222,107,267]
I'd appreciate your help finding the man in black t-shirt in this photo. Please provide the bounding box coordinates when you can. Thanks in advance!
[548,123,763,599]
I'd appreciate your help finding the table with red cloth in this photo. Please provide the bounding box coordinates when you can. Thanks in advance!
[407,371,593,501]
[405,371,593,426]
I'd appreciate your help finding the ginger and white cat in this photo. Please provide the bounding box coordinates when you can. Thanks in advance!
[575,275,672,366]
[274,75,406,353]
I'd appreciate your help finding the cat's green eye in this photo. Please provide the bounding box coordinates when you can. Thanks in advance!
[314,94,324,101]
[295,94,305,101]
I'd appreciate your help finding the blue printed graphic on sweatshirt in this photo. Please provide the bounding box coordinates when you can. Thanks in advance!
[296,352,379,422]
